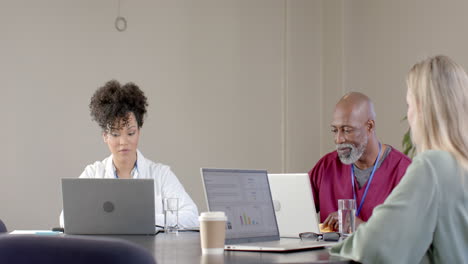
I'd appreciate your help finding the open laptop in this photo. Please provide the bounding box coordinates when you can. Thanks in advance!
[268,173,320,238]
[61,178,156,235]
[201,168,337,252]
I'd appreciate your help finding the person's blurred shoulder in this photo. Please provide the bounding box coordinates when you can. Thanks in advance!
[78,157,109,178]
[414,150,457,169]
[140,153,175,179]
[387,145,412,164]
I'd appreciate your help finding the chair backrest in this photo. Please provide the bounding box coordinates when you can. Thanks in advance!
[0,219,6,233]
[0,235,156,264]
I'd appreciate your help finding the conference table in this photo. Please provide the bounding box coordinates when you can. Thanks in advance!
[104,232,354,264]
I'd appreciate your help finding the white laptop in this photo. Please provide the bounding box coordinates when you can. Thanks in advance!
[61,178,156,235]
[268,173,320,238]
[201,168,337,252]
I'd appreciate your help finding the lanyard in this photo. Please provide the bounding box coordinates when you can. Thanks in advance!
[351,143,381,217]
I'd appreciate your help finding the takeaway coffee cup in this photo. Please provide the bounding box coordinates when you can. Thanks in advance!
[199,211,227,254]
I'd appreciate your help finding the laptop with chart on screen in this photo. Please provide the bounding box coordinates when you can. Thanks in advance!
[201,168,336,252]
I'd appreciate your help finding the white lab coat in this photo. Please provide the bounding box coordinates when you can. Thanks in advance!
[60,150,199,228]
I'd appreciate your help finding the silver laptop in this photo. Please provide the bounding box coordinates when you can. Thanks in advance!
[201,168,336,252]
[268,173,320,238]
[61,178,156,235]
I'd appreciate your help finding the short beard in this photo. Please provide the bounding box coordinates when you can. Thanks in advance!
[336,136,368,165]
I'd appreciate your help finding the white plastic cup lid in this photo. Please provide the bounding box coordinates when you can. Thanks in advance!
[199,211,227,221]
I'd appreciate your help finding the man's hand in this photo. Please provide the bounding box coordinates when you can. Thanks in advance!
[323,212,365,231]
[323,212,340,231]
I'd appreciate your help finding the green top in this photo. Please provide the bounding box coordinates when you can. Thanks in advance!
[330,150,468,264]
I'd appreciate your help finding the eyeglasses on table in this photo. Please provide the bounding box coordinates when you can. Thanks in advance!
[299,232,341,242]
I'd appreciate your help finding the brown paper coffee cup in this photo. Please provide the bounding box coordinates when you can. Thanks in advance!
[199,212,227,254]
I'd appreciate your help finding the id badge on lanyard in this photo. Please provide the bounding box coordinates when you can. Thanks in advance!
[351,143,381,217]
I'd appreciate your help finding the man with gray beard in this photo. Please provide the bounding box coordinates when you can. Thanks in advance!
[309,92,411,231]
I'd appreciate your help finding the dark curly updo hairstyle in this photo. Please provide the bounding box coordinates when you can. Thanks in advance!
[89,80,148,132]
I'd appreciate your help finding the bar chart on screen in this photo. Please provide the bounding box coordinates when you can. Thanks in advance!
[202,169,279,238]
[240,209,261,225]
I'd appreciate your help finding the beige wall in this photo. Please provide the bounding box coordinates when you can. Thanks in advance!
[342,0,468,149]
[0,0,324,230]
[321,0,344,153]
[2,0,468,230]
[284,0,323,173]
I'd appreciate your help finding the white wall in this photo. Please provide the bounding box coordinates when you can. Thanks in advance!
[0,0,324,230]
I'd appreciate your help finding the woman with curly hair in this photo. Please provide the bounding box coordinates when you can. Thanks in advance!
[330,56,468,263]
[60,80,199,228]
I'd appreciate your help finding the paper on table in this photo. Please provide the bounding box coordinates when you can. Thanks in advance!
[10,230,61,235]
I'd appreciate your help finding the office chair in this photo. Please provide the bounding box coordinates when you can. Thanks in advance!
[0,235,156,264]
[0,219,6,233]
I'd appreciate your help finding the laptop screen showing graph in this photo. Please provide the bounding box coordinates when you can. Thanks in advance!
[201,168,280,244]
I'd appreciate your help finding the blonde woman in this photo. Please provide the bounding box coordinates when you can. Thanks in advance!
[330,55,468,263]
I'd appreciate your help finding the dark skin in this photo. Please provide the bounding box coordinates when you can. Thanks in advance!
[323,92,387,231]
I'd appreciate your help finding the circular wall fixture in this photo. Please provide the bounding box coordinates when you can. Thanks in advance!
[103,201,115,213]
[115,16,127,32]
